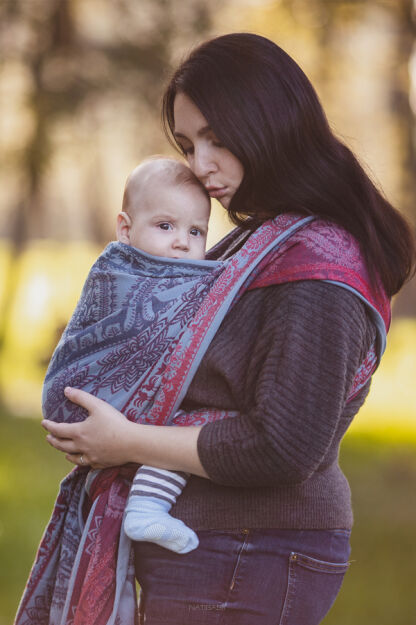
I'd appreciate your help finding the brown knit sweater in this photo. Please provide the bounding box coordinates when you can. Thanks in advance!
[171,280,376,530]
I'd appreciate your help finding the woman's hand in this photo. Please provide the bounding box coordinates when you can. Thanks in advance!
[42,386,209,477]
[42,387,136,469]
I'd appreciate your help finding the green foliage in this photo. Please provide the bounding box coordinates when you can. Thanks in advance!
[1,414,415,625]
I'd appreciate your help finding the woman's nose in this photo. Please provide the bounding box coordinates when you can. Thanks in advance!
[191,145,216,179]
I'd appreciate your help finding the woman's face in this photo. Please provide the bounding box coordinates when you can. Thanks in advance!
[173,92,244,209]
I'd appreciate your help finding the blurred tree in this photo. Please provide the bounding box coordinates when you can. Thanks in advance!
[387,0,416,316]
[285,0,416,316]
[0,0,217,406]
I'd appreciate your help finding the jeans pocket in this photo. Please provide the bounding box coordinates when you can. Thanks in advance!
[279,552,350,625]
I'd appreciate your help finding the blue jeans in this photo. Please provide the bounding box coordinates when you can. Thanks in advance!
[134,528,351,624]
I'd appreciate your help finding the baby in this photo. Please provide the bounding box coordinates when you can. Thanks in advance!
[43,157,212,555]
[116,158,210,553]
[117,157,209,261]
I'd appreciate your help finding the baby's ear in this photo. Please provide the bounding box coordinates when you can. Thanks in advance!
[116,212,132,244]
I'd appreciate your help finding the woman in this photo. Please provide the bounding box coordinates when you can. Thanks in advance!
[39,33,415,624]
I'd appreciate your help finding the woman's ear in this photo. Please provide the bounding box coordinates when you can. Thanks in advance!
[116,211,132,244]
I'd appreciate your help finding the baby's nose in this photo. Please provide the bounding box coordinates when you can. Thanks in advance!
[173,232,190,250]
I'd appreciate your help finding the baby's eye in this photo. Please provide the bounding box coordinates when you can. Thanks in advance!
[158,222,172,231]
[190,227,203,237]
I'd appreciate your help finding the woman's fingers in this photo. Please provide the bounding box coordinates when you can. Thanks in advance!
[65,453,80,466]
[65,453,105,470]
[66,452,89,466]
[64,386,108,411]
[45,432,80,454]
[41,419,78,438]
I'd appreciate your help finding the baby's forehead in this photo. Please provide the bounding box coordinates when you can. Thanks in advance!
[129,159,189,189]
[139,160,178,184]
[129,177,194,208]
[129,162,207,201]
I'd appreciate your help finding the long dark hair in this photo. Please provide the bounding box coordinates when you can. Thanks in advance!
[162,32,416,296]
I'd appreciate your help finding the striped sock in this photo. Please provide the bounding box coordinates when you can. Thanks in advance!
[123,466,199,554]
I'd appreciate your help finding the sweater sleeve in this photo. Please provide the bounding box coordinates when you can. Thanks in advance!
[196,280,372,487]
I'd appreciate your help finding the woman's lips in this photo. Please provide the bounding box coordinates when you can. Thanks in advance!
[206,186,227,199]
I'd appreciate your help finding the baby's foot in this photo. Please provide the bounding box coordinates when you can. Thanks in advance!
[124,499,199,554]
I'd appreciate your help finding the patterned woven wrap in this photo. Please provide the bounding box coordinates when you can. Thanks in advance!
[15,214,390,625]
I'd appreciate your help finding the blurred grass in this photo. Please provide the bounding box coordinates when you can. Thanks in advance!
[325,433,416,625]
[0,412,69,625]
[1,413,415,625]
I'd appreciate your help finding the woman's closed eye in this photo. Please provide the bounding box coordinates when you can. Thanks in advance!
[211,138,224,149]
[178,136,223,157]
[178,142,194,156]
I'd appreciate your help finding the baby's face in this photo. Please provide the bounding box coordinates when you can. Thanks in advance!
[128,184,210,260]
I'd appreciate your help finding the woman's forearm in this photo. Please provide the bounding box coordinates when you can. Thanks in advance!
[126,422,209,477]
